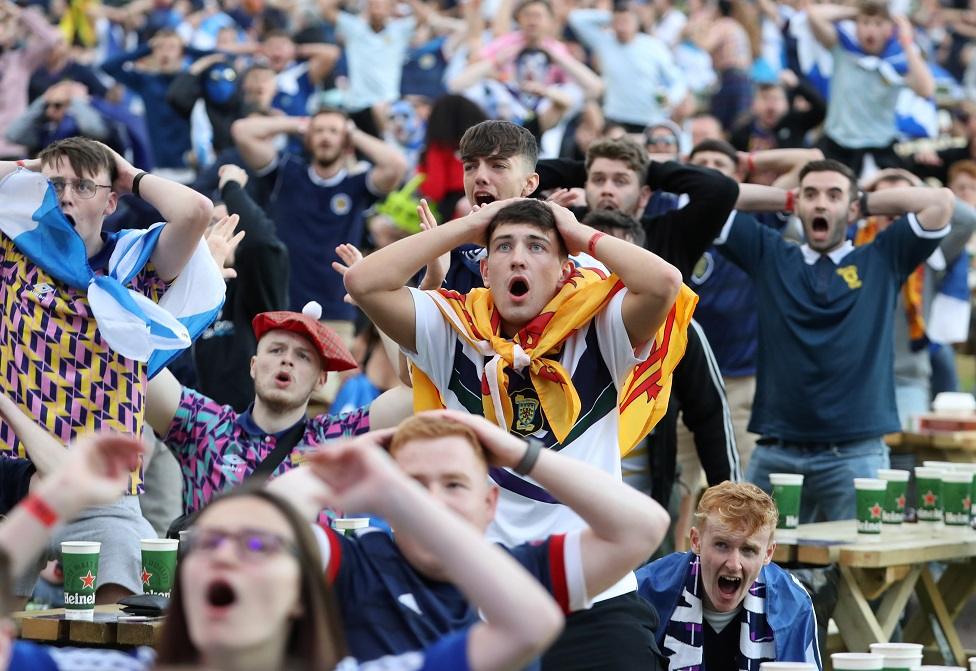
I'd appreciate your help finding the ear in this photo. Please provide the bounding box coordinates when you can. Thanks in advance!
[483,484,500,529]
[249,355,257,381]
[315,371,328,390]
[522,171,540,197]
[557,258,575,286]
[103,191,118,218]
[763,539,776,565]
[638,184,651,212]
[689,525,702,554]
[479,257,491,288]
[848,196,861,224]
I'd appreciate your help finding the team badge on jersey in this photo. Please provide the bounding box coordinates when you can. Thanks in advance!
[691,252,714,285]
[836,265,862,290]
[514,393,540,433]
[331,193,352,215]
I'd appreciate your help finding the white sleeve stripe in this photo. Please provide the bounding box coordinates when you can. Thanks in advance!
[689,319,742,482]
[311,523,333,572]
[713,209,738,246]
[907,211,950,239]
[564,529,592,612]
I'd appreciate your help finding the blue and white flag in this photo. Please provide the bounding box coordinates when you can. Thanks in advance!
[0,168,225,377]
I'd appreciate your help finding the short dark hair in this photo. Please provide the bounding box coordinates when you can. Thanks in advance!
[485,200,566,257]
[310,106,349,123]
[515,0,554,17]
[459,120,538,168]
[857,0,891,19]
[37,137,117,184]
[262,28,293,42]
[585,137,648,181]
[582,209,646,246]
[798,158,859,201]
[688,138,738,165]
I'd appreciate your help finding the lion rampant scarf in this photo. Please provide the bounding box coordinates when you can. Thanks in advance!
[411,265,697,455]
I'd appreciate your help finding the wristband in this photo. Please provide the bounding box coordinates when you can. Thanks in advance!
[784,191,795,213]
[747,153,756,174]
[16,160,25,168]
[132,171,148,198]
[587,231,606,256]
[22,494,58,527]
[859,192,870,218]
[513,437,544,476]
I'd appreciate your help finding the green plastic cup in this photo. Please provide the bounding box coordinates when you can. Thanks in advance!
[855,478,887,536]
[140,538,179,598]
[915,466,944,523]
[61,541,100,619]
[769,473,803,530]
[333,517,370,537]
[941,471,972,526]
[877,469,910,525]
[870,642,923,671]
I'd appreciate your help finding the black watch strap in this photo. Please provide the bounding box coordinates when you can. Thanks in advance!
[513,437,544,476]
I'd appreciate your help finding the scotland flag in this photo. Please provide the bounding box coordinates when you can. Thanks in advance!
[0,168,225,377]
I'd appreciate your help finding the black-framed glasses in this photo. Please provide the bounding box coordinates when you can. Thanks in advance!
[49,177,112,200]
[182,528,300,562]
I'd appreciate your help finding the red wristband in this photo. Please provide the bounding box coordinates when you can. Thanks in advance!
[784,191,795,213]
[588,231,606,256]
[22,494,58,527]
[747,153,756,174]
[16,160,25,168]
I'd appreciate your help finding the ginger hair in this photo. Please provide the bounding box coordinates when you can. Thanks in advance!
[389,415,488,470]
[693,481,778,539]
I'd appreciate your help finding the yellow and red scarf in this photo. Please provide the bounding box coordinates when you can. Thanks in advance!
[855,217,927,350]
[411,266,698,456]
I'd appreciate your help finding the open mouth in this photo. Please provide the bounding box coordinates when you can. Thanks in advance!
[717,575,742,597]
[474,192,496,206]
[275,372,292,386]
[509,277,529,298]
[206,579,237,608]
[597,199,618,211]
[64,213,77,228]
[811,216,829,234]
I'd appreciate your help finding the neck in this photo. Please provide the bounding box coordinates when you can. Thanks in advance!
[312,159,343,180]
[251,398,309,434]
[80,227,105,259]
[202,637,290,671]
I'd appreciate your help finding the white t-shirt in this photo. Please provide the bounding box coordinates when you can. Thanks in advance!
[337,13,416,110]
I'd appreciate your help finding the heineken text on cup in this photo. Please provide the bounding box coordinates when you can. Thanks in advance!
[876,469,909,525]
[141,538,179,598]
[61,541,100,618]
[854,478,887,535]
[915,466,944,523]
[942,471,973,526]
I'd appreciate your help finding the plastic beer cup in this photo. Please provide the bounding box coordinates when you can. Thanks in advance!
[140,538,179,598]
[61,541,100,619]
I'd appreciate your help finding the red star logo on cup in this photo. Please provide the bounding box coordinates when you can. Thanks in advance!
[896,494,906,509]
[79,570,96,590]
[141,569,153,586]
[965,496,972,512]
[923,490,937,507]
[869,503,882,519]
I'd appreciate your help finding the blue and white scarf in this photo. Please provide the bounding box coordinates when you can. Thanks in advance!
[0,168,225,377]
[662,554,776,671]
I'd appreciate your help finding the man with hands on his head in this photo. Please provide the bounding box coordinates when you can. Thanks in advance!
[271,410,671,665]
[345,194,691,669]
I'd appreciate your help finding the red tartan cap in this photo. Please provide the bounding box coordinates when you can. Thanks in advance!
[251,302,358,372]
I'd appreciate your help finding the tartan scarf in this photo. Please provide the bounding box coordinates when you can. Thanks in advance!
[411,265,697,455]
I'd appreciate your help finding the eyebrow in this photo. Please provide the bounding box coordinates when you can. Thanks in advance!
[265,340,314,355]
[493,233,551,246]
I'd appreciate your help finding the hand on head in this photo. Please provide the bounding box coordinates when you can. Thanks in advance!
[303,430,401,515]
[217,163,249,190]
[419,409,529,469]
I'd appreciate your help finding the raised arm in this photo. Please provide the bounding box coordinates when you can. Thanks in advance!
[307,436,564,671]
[344,199,513,351]
[350,121,408,195]
[436,410,671,599]
[230,115,308,173]
[543,40,604,101]
[0,434,142,579]
[0,396,67,478]
[99,143,213,281]
[804,3,855,49]
[863,185,954,231]
[145,367,184,439]
[894,15,935,98]
[741,147,824,189]
[550,202,682,347]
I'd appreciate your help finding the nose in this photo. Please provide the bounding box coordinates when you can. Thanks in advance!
[474,164,490,185]
[208,537,242,565]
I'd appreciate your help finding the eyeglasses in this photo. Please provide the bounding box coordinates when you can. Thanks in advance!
[45,101,67,110]
[646,135,678,146]
[49,177,112,200]
[183,528,300,562]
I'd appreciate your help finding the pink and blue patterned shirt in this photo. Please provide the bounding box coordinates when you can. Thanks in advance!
[165,387,370,514]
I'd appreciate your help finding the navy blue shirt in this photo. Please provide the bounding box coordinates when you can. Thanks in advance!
[320,526,581,663]
[718,214,947,443]
[263,154,380,320]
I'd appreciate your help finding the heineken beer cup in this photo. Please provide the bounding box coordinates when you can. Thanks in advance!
[61,541,100,619]
[140,538,179,598]
[876,469,910,525]
[854,478,887,536]
[769,473,803,531]
[915,467,944,523]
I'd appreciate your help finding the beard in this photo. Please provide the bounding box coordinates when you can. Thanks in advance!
[314,146,343,169]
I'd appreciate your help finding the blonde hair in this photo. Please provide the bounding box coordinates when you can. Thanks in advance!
[693,481,778,538]
[389,415,488,469]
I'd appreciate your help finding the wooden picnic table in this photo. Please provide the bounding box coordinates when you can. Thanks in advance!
[773,520,976,665]
[886,431,976,463]
[13,604,164,648]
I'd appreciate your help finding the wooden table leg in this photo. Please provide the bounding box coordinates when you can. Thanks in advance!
[913,566,969,666]
[903,561,976,650]
[876,566,922,640]
[833,565,887,652]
